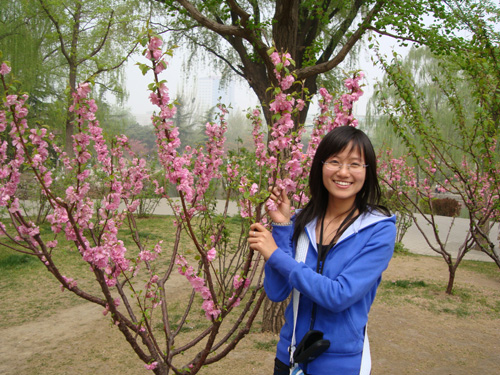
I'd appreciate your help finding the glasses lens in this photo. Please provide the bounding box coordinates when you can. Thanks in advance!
[349,163,361,171]
[325,161,340,170]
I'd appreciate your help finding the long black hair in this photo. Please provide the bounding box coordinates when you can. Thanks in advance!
[293,126,389,243]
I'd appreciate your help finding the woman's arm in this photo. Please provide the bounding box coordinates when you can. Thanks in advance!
[248,187,295,301]
[262,224,295,302]
[266,220,396,312]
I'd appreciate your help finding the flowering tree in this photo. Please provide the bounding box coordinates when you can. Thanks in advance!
[0,31,364,373]
[373,19,500,293]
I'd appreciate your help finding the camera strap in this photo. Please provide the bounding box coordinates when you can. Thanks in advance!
[290,230,309,367]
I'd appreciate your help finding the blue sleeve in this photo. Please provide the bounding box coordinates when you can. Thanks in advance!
[263,224,295,302]
[269,220,396,312]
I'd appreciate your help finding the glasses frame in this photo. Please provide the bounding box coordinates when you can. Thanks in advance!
[322,160,369,171]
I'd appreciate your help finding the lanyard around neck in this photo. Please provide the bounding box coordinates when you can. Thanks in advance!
[317,212,335,274]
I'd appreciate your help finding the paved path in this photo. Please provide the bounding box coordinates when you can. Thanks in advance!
[400,214,498,262]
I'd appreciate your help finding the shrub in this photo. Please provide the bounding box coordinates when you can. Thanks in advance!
[432,197,461,217]
[418,197,461,217]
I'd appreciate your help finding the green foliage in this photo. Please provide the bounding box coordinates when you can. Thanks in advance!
[393,242,410,255]
[0,0,146,148]
[0,253,39,270]
[253,338,278,352]
[369,1,500,297]
[378,271,500,318]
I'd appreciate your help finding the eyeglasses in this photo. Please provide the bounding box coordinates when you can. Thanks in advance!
[322,160,368,172]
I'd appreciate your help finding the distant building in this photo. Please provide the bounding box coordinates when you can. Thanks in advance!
[196,76,235,111]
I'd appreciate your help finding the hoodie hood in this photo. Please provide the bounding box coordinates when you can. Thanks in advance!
[304,210,396,252]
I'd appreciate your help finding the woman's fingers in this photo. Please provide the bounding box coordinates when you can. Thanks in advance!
[247,223,277,260]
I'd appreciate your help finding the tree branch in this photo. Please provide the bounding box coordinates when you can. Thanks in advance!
[295,0,385,80]
[366,26,422,44]
[80,10,115,64]
[37,0,70,62]
[175,0,247,37]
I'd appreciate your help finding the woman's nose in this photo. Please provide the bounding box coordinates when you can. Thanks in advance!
[336,164,350,175]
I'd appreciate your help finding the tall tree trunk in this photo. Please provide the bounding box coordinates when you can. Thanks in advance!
[261,294,289,333]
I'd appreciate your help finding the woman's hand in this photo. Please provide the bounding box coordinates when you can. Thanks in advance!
[248,223,278,261]
[267,187,291,224]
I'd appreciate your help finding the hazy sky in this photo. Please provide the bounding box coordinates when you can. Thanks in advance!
[123,37,408,125]
[123,48,258,125]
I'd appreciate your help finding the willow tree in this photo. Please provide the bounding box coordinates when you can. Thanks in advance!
[0,0,147,155]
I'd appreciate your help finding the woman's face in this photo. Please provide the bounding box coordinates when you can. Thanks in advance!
[322,142,366,206]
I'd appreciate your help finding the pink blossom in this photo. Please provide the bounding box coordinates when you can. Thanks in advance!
[144,362,158,370]
[228,295,241,308]
[5,95,17,106]
[60,276,77,291]
[207,247,216,261]
[47,240,58,248]
[139,250,157,262]
[202,299,221,320]
[149,36,163,50]
[233,274,245,289]
[76,83,91,98]
[0,62,11,75]
[154,60,167,74]
[270,52,281,66]
[249,183,258,196]
[280,75,295,90]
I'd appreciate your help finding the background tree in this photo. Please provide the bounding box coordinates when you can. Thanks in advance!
[151,0,472,131]
[153,0,386,130]
[1,0,146,156]
[370,0,500,293]
[172,87,205,148]
[0,0,60,125]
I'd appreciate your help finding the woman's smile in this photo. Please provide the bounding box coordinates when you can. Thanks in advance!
[334,180,352,187]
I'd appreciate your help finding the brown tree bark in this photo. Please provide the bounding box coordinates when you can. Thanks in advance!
[261,294,290,334]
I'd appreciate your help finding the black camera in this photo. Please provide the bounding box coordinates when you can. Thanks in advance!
[293,330,330,363]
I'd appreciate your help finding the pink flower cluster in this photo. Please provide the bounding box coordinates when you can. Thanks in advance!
[175,254,221,320]
[0,58,159,288]
[270,51,295,90]
[333,72,364,127]
[0,88,36,211]
[145,35,234,224]
[144,362,158,370]
[262,52,308,210]
[238,52,366,219]
[0,62,11,75]
[146,36,168,74]
[378,150,418,196]
[60,275,78,292]
[190,105,228,211]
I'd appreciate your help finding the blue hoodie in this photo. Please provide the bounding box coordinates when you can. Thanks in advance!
[264,210,396,375]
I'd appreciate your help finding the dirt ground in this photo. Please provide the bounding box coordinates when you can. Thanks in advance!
[1,255,499,375]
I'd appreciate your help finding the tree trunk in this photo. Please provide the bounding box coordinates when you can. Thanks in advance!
[261,294,289,333]
[64,2,82,158]
[445,264,456,295]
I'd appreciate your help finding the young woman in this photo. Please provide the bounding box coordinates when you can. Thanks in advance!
[248,126,396,375]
